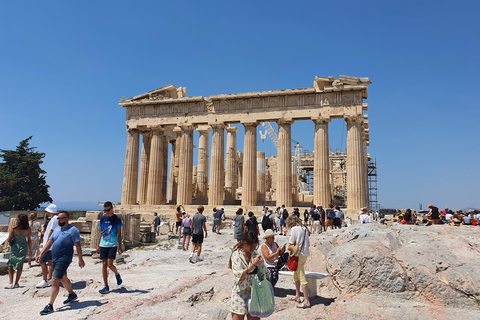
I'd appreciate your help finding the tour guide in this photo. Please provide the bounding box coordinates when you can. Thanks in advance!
[36,211,85,315]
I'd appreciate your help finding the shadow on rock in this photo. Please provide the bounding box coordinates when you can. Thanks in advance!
[71,281,87,289]
[110,287,149,294]
[56,300,107,312]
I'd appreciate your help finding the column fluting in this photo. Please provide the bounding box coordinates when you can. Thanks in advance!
[225,126,238,203]
[146,129,164,205]
[121,129,140,205]
[196,127,210,203]
[208,124,225,205]
[276,121,293,207]
[176,126,194,205]
[138,131,151,205]
[346,116,367,214]
[242,122,257,206]
[313,118,331,207]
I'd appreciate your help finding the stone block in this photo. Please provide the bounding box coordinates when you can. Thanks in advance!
[85,211,103,222]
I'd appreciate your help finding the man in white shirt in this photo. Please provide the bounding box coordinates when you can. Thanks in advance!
[37,204,59,288]
[359,211,371,224]
[445,211,454,221]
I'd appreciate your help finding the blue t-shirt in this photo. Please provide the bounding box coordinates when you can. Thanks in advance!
[99,214,123,248]
[50,225,81,263]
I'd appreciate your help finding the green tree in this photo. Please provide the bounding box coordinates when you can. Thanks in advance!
[0,136,52,211]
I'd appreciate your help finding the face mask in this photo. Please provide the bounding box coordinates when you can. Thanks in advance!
[59,222,66,227]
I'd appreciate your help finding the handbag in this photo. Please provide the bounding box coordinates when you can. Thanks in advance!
[249,263,275,317]
[287,228,307,271]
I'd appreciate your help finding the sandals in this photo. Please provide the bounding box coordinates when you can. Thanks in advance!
[296,302,311,309]
[289,297,302,303]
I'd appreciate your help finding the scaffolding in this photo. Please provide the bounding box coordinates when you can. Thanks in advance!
[368,159,379,211]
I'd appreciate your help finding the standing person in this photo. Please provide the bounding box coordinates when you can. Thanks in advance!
[428,204,441,225]
[279,205,289,236]
[318,206,326,232]
[325,204,335,230]
[260,229,288,288]
[359,209,371,224]
[216,207,225,234]
[233,208,245,245]
[334,206,344,229]
[182,214,192,251]
[36,204,59,289]
[311,209,321,234]
[274,207,281,233]
[228,231,264,320]
[189,206,207,263]
[36,211,85,315]
[212,208,217,232]
[5,214,31,289]
[176,205,185,233]
[152,212,160,236]
[304,209,311,227]
[96,201,123,294]
[262,208,275,233]
[27,212,41,267]
[286,215,311,308]
[244,212,260,236]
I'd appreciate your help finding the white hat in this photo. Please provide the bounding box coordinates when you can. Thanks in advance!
[45,204,57,214]
[262,229,278,239]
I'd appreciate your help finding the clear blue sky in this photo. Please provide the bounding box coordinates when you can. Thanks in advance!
[1,1,479,210]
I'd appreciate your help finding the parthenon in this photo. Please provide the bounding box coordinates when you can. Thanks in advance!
[118,76,372,214]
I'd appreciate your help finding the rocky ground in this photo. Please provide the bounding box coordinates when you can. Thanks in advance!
[0,223,479,319]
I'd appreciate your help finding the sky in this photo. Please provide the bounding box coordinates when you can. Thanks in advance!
[1,0,479,211]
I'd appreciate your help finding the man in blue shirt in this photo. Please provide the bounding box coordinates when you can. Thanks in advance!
[96,201,123,294]
[36,211,85,315]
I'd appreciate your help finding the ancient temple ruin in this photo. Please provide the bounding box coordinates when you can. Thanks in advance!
[118,76,372,214]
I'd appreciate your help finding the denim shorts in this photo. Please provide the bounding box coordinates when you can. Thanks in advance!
[39,250,52,263]
[52,260,71,280]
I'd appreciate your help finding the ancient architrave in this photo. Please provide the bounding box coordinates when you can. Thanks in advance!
[119,76,371,214]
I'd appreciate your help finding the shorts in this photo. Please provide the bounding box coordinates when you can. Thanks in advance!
[279,218,286,227]
[192,233,204,244]
[176,221,182,227]
[333,218,341,227]
[52,260,71,280]
[154,225,159,232]
[39,250,52,263]
[215,218,222,227]
[100,246,118,260]
[183,227,191,235]
[325,219,334,228]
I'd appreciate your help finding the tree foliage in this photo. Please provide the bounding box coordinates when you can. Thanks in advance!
[0,136,52,211]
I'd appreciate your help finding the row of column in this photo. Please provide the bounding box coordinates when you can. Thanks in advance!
[121,117,368,211]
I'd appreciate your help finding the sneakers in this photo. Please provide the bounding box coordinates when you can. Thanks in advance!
[36,280,49,288]
[189,256,195,264]
[116,274,122,286]
[99,286,110,294]
[4,283,13,289]
[47,279,52,287]
[40,304,54,315]
[196,256,203,263]
[63,292,78,304]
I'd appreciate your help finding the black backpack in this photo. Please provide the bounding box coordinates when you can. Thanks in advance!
[327,209,335,219]
[282,209,289,220]
[262,214,273,230]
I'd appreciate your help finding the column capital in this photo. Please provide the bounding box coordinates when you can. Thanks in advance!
[149,126,166,133]
[344,114,363,123]
[177,124,195,131]
[241,121,258,127]
[209,123,226,130]
[277,119,295,126]
[196,125,212,134]
[225,125,239,133]
[312,117,331,125]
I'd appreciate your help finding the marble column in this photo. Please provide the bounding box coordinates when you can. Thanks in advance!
[146,129,164,205]
[225,126,238,203]
[121,129,140,205]
[161,136,169,204]
[196,127,210,203]
[237,151,243,188]
[313,118,331,207]
[168,128,182,204]
[167,139,176,204]
[345,115,367,213]
[209,124,225,205]
[256,151,266,204]
[176,126,194,205]
[137,131,151,205]
[276,120,293,207]
[242,122,257,206]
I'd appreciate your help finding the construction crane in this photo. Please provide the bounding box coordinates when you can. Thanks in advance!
[259,122,278,148]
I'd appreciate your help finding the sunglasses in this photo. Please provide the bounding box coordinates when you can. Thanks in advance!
[104,208,112,212]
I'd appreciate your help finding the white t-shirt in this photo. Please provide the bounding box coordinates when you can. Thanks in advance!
[445,213,453,221]
[42,215,59,250]
[289,226,310,257]
[359,214,371,224]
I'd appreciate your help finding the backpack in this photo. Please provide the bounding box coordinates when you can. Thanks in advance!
[282,209,289,220]
[262,214,273,230]
[327,209,335,219]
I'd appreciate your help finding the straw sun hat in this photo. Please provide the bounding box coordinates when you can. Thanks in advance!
[262,229,278,239]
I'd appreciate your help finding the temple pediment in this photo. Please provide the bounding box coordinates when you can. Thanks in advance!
[121,85,188,103]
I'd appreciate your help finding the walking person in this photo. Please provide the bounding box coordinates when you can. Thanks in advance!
[182,214,192,251]
[5,214,32,289]
[96,201,123,294]
[228,231,264,320]
[244,212,260,236]
[189,206,207,263]
[27,212,41,267]
[311,208,321,234]
[215,207,225,234]
[36,211,85,315]
[176,205,185,233]
[37,204,59,289]
[287,215,311,308]
[233,208,245,245]
[152,212,160,236]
